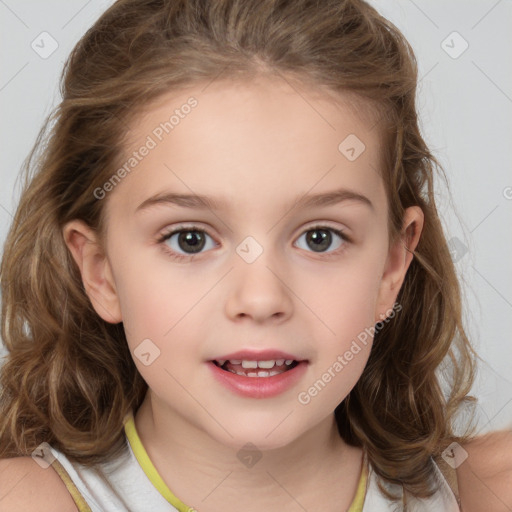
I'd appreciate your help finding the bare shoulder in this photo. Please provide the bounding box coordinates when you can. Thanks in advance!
[0,456,78,512]
[457,430,512,512]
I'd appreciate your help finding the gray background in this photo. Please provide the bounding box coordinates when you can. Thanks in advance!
[1,0,511,434]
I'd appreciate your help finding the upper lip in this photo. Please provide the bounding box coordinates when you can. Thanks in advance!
[210,349,307,362]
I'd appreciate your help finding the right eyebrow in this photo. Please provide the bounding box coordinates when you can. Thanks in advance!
[135,192,223,213]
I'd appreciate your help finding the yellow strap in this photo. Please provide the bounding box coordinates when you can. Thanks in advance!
[348,453,368,512]
[51,458,93,512]
[124,414,193,511]
[124,412,368,512]
[433,454,461,507]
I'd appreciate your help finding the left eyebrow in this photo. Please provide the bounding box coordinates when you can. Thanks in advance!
[135,188,374,213]
[293,188,374,211]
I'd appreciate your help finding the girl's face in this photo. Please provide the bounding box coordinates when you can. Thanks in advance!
[67,75,421,450]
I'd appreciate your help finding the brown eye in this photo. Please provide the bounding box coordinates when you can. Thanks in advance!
[295,227,346,254]
[176,231,206,254]
[160,227,216,257]
[306,229,332,252]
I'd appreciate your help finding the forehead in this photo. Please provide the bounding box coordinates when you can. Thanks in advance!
[106,74,386,219]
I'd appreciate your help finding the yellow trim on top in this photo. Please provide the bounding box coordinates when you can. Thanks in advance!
[124,411,368,512]
[124,413,193,512]
[347,453,368,512]
[51,458,93,512]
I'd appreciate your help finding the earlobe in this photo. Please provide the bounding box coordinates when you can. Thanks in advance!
[62,220,122,324]
[375,206,424,321]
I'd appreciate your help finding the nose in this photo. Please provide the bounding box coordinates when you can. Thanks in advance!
[224,251,294,324]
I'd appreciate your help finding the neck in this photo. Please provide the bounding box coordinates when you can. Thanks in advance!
[134,390,363,512]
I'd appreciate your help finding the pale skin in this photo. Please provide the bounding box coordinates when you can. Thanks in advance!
[66,75,419,511]
[1,75,511,512]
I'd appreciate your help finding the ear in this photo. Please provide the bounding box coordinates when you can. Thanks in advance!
[62,220,122,324]
[375,206,424,322]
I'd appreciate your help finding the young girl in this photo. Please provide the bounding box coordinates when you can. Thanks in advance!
[0,0,511,511]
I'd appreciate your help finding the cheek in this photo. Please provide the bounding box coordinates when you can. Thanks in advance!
[305,250,386,329]
[116,269,202,405]
[111,241,196,334]
[295,271,379,416]
[297,248,386,394]
[109,245,217,383]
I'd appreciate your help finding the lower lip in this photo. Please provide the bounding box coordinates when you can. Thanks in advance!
[207,361,308,399]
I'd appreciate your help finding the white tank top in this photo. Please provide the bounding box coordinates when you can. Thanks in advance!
[46,411,461,511]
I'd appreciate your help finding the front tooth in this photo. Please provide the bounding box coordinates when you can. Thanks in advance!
[258,360,275,369]
[241,360,258,368]
[230,359,242,364]
[269,370,280,376]
[247,372,259,377]
[276,359,285,366]
[285,359,294,365]
[257,370,270,377]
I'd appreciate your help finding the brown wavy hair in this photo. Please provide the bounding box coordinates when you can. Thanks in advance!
[0,0,477,502]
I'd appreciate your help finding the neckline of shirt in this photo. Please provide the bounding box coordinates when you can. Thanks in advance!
[123,410,368,511]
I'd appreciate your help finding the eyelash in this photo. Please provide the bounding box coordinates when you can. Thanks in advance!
[156,224,350,262]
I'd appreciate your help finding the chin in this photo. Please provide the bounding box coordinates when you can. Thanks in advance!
[205,416,305,452]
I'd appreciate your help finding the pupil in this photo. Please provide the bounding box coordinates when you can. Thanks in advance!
[307,229,331,252]
[178,231,205,253]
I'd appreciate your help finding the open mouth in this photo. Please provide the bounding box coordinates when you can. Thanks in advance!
[208,356,309,398]
[212,359,300,378]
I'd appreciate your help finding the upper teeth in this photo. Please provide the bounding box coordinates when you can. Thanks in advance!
[217,359,294,368]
